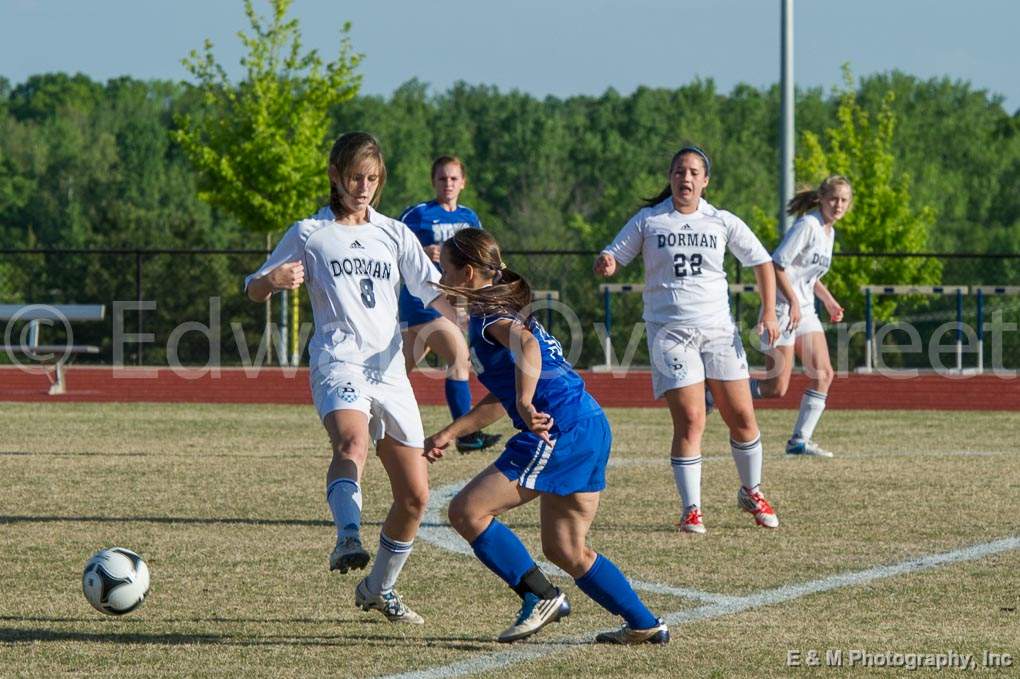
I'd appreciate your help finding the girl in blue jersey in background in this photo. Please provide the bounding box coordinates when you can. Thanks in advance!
[423,228,668,645]
[400,156,500,453]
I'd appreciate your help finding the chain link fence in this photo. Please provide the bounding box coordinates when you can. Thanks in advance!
[2,249,1019,370]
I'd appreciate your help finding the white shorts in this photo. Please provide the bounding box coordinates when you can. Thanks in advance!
[646,321,750,399]
[310,365,425,448]
[761,304,824,350]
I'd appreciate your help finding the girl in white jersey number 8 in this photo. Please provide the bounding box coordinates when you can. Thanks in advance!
[245,132,460,625]
[595,146,797,534]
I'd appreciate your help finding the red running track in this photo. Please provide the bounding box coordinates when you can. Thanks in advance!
[1,366,1018,410]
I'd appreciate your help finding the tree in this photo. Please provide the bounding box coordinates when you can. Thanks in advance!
[173,0,361,362]
[796,67,941,319]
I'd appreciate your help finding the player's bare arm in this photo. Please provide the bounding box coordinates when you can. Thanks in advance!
[424,393,504,462]
[484,318,554,444]
[774,264,802,331]
[246,261,305,302]
[814,280,844,322]
[754,261,780,345]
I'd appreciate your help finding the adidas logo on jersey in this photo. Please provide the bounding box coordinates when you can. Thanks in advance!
[680,223,693,230]
[351,240,365,249]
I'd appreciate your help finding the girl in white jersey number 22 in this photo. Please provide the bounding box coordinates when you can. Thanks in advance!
[595,146,797,535]
[246,132,460,624]
[751,176,853,458]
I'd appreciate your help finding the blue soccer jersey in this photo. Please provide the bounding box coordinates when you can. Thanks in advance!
[399,201,482,327]
[400,200,481,250]
[469,314,601,432]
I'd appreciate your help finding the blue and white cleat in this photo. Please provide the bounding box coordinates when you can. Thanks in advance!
[355,578,424,624]
[497,591,571,642]
[595,618,670,645]
[785,438,834,458]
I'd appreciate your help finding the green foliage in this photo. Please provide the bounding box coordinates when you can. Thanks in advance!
[173,0,361,233]
[796,67,941,318]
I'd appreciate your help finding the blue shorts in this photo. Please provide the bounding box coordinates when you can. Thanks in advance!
[495,412,612,496]
[399,285,441,328]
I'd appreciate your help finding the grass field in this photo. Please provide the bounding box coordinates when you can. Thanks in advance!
[1,402,1018,678]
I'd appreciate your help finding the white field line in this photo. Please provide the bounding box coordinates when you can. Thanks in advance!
[418,482,736,605]
[383,535,1020,679]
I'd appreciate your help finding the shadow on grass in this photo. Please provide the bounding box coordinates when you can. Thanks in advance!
[0,515,367,527]
[0,624,511,650]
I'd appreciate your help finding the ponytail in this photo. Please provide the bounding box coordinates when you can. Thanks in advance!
[437,228,535,320]
[787,174,853,216]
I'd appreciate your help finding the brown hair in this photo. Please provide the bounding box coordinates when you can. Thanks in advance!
[431,155,466,181]
[786,175,853,216]
[328,132,387,216]
[437,228,534,319]
[643,145,712,207]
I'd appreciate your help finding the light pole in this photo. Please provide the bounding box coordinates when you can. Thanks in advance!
[779,0,794,236]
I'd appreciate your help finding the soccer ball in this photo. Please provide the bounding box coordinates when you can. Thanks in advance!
[82,547,150,615]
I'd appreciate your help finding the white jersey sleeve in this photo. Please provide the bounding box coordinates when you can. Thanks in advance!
[397,222,442,307]
[772,216,812,270]
[244,221,309,292]
[602,210,647,266]
[722,211,771,267]
[771,211,833,308]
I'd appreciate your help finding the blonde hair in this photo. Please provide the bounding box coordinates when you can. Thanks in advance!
[787,175,853,216]
[328,132,387,215]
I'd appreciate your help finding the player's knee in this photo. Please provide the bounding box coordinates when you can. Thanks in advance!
[447,495,479,537]
[814,365,834,388]
[541,541,581,573]
[331,435,369,462]
[674,408,706,435]
[398,487,429,521]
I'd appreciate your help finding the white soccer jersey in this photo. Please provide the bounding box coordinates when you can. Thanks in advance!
[603,198,771,326]
[772,210,834,309]
[245,206,441,381]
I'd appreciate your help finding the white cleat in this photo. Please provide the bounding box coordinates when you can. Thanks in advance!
[785,438,834,457]
[497,591,571,643]
[737,486,779,529]
[329,536,371,573]
[677,505,706,534]
[355,578,424,624]
[595,618,670,645]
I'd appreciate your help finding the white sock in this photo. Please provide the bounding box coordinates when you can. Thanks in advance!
[326,477,362,540]
[670,455,702,510]
[365,533,414,595]
[792,389,827,442]
[731,435,762,490]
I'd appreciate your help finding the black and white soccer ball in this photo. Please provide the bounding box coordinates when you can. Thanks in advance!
[82,547,150,615]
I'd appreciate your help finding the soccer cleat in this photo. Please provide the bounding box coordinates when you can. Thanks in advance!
[329,535,371,573]
[497,591,571,643]
[677,505,706,534]
[785,438,834,458]
[456,431,502,453]
[595,618,670,645]
[355,578,424,624]
[738,486,779,528]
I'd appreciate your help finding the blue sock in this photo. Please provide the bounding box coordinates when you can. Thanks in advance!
[445,378,473,421]
[469,519,536,590]
[575,553,658,630]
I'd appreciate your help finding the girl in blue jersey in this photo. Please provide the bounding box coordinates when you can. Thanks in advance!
[400,156,500,453]
[423,228,669,645]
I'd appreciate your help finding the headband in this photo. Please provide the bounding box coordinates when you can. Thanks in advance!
[677,145,712,177]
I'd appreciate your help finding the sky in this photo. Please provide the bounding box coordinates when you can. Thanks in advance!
[1,0,1018,113]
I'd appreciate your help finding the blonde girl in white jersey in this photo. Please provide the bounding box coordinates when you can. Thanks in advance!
[245,132,459,624]
[595,146,794,535]
[751,176,852,458]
